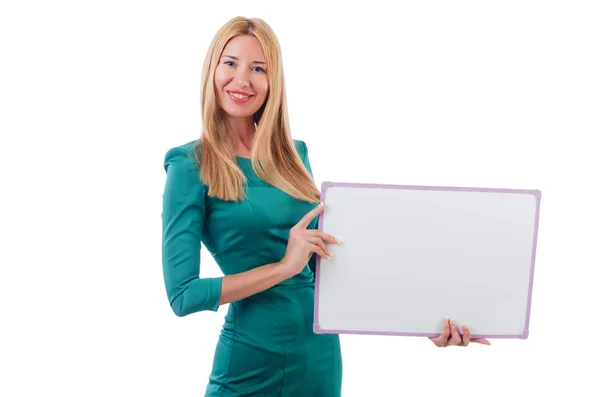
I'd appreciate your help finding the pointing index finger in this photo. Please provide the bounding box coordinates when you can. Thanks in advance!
[295,203,324,229]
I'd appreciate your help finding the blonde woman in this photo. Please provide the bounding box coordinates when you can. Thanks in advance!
[162,16,489,397]
[161,17,342,396]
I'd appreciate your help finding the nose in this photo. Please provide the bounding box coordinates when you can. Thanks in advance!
[233,67,251,88]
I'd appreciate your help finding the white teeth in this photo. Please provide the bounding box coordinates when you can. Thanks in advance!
[229,92,249,99]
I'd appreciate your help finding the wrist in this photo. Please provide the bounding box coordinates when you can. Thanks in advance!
[274,260,294,280]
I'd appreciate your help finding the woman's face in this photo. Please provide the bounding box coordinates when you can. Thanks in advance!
[214,35,269,120]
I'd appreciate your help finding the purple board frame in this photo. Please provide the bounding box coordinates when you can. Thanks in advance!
[313,181,542,339]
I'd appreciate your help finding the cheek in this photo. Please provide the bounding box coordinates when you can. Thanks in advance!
[213,67,229,90]
[255,76,269,97]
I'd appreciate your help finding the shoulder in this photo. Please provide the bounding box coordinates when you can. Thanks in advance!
[163,139,200,172]
[293,139,308,158]
[163,140,205,189]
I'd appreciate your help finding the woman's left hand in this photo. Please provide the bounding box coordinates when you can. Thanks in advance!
[429,317,491,347]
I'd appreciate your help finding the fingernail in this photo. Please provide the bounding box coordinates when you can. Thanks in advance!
[463,324,468,329]
[336,238,342,243]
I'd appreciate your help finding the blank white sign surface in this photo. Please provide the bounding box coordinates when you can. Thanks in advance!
[313,182,541,339]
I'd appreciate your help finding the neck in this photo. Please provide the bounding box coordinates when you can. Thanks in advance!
[227,116,255,156]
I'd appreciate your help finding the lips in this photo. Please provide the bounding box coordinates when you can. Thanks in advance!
[229,91,251,99]
[226,90,254,104]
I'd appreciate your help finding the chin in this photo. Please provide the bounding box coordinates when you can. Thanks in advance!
[222,107,257,119]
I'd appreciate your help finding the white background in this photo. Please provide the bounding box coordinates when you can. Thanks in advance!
[1,0,598,396]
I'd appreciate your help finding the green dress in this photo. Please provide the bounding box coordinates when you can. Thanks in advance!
[161,139,343,396]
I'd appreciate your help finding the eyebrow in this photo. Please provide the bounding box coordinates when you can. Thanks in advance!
[222,55,266,65]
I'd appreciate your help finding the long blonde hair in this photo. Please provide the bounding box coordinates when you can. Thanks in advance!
[194,16,320,203]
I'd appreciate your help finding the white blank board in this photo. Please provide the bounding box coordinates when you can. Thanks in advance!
[313,181,541,339]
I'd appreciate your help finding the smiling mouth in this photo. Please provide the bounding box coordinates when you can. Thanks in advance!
[226,90,254,104]
[228,91,252,99]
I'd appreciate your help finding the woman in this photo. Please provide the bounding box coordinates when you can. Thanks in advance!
[161,16,489,397]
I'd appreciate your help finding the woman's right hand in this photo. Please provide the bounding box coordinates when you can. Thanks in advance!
[280,203,340,277]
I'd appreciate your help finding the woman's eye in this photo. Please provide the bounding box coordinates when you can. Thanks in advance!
[225,61,235,67]
[253,66,265,73]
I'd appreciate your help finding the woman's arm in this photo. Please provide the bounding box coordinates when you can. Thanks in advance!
[218,262,292,305]
[297,139,319,274]
[162,146,298,317]
[162,147,222,317]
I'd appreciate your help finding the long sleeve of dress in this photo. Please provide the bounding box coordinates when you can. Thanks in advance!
[161,147,223,316]
[297,140,319,275]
